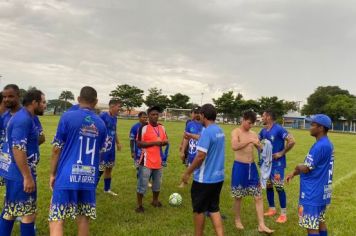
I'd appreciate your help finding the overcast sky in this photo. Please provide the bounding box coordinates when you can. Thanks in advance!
[1,0,356,106]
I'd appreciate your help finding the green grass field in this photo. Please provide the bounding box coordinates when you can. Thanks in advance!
[1,116,355,236]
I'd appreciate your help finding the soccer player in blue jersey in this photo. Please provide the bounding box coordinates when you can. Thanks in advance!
[286,114,333,236]
[0,93,7,148]
[179,107,200,166]
[67,104,80,112]
[259,109,295,223]
[98,99,122,196]
[0,85,22,187]
[33,115,45,145]
[0,89,46,236]
[49,86,107,236]
[129,112,148,169]
[182,104,225,236]
[0,93,6,118]
[1,84,22,135]
[181,106,203,166]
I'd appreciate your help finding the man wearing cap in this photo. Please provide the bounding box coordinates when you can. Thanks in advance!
[286,114,334,236]
[135,106,169,213]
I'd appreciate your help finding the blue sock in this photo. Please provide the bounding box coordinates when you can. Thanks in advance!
[104,178,111,191]
[277,189,287,209]
[0,218,15,236]
[320,230,327,236]
[20,222,35,236]
[266,187,275,207]
[308,234,319,236]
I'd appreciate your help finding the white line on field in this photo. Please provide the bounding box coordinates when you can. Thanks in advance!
[333,169,356,187]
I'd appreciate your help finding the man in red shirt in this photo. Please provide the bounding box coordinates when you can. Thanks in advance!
[135,106,169,213]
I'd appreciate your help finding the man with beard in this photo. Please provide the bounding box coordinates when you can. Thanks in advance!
[0,90,46,236]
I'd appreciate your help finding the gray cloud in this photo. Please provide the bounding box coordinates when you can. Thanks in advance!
[0,0,355,106]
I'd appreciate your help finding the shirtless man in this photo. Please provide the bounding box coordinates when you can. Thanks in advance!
[231,110,273,233]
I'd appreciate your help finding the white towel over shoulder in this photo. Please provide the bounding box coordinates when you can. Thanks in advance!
[260,139,273,189]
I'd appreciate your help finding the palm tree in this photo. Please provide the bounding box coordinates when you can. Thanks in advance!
[59,90,75,111]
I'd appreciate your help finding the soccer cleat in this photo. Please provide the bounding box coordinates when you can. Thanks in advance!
[104,190,118,196]
[264,208,277,217]
[275,214,287,223]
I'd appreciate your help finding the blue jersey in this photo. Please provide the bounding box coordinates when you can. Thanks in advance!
[129,122,142,159]
[194,123,225,183]
[52,108,107,190]
[0,108,39,181]
[99,112,117,154]
[33,116,43,136]
[185,120,203,164]
[0,110,19,148]
[0,115,4,148]
[300,136,334,206]
[259,124,289,168]
[67,104,80,112]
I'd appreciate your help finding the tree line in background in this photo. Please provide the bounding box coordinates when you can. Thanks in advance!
[16,84,356,123]
[301,86,356,123]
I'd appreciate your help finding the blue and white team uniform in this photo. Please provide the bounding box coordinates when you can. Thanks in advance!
[0,111,14,147]
[129,122,143,166]
[259,124,289,188]
[33,116,44,138]
[67,104,80,112]
[185,120,203,165]
[0,110,20,186]
[99,112,118,170]
[194,124,225,183]
[49,108,107,221]
[191,123,225,213]
[0,108,39,218]
[298,136,334,230]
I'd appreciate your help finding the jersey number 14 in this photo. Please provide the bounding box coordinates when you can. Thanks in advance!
[78,136,96,165]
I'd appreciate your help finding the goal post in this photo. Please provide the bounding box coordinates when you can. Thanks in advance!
[164,108,192,122]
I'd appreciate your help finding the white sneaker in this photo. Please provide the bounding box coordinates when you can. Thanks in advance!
[104,190,118,196]
[148,182,152,188]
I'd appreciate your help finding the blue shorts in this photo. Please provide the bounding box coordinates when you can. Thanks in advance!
[99,151,116,171]
[49,189,96,221]
[3,178,37,218]
[298,204,326,230]
[231,161,262,198]
[137,166,162,194]
[267,167,285,188]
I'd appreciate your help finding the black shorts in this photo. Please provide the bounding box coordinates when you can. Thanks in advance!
[191,181,224,213]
